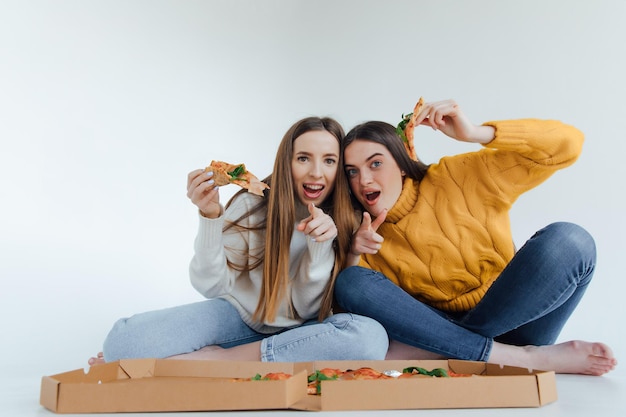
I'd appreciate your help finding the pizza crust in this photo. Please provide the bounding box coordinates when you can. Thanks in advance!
[403,97,425,160]
[205,160,270,196]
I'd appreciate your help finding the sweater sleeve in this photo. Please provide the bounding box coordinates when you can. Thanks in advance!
[189,194,258,298]
[289,234,336,320]
[477,118,584,201]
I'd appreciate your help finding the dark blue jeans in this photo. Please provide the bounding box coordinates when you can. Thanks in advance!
[334,222,596,361]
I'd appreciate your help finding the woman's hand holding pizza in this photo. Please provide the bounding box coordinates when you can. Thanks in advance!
[297,203,337,242]
[351,209,386,256]
[187,169,222,218]
[415,99,495,144]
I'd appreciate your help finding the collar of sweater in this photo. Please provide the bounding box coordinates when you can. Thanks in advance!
[385,177,419,224]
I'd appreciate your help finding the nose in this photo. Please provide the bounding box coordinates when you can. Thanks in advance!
[309,161,323,178]
[359,170,373,186]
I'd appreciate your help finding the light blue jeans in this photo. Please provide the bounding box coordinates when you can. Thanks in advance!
[334,222,596,361]
[102,298,388,362]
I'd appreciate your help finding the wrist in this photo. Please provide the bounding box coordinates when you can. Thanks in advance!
[474,125,496,144]
[199,206,223,219]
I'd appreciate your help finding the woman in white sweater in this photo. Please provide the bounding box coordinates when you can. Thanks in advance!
[90,117,388,364]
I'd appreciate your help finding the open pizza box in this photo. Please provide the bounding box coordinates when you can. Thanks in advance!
[40,359,307,413]
[291,359,558,411]
[40,358,557,413]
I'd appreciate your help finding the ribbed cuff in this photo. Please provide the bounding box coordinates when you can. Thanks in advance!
[482,119,551,150]
[195,213,225,248]
[306,237,334,263]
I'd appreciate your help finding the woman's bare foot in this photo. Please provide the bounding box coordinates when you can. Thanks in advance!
[489,340,617,376]
[88,352,105,366]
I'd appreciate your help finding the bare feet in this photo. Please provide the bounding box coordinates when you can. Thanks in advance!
[88,352,105,366]
[489,340,617,376]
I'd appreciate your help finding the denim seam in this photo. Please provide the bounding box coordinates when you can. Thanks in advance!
[260,314,356,362]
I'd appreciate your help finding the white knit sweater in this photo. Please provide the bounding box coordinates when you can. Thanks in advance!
[189,192,335,333]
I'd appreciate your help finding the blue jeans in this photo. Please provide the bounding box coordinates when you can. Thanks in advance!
[334,222,595,361]
[102,298,388,362]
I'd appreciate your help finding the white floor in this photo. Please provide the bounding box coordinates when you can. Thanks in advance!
[5,371,625,417]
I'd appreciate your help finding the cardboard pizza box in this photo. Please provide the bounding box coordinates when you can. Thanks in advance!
[291,359,558,411]
[40,358,557,413]
[40,359,307,413]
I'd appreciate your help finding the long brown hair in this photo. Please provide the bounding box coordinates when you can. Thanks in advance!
[343,121,430,183]
[225,117,356,323]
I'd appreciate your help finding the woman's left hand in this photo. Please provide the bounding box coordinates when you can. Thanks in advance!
[297,203,338,242]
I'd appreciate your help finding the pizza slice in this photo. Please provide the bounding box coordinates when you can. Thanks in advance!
[251,372,292,381]
[395,97,425,160]
[341,367,393,380]
[307,367,393,394]
[304,365,475,395]
[205,160,270,197]
[307,368,343,395]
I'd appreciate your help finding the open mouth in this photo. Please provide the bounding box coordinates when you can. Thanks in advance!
[303,184,324,199]
[365,191,380,202]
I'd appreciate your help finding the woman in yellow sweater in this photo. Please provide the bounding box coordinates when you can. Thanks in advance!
[335,99,617,376]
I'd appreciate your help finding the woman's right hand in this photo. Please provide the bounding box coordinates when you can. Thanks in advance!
[346,210,386,266]
[187,169,221,218]
[351,210,386,255]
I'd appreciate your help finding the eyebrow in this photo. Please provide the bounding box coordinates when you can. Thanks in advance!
[296,151,339,158]
[345,152,384,168]
[366,152,384,161]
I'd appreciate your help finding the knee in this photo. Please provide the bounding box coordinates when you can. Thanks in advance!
[102,317,133,361]
[545,222,596,263]
[341,314,389,360]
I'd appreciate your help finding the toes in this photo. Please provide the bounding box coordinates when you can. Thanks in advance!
[592,342,614,358]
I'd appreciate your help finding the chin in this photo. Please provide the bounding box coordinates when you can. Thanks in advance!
[301,195,327,207]
[370,207,385,218]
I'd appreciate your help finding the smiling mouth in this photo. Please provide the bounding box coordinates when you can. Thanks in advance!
[303,184,324,198]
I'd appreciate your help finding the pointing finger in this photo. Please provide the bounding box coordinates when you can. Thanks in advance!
[308,202,324,218]
[298,203,322,232]
[370,209,387,232]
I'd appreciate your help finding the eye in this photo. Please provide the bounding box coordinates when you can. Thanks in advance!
[297,155,309,162]
[324,157,337,165]
[371,160,382,168]
[345,168,357,178]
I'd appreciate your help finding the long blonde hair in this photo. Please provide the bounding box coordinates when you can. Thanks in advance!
[225,117,356,323]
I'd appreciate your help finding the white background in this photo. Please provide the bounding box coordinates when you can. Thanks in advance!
[1,0,624,399]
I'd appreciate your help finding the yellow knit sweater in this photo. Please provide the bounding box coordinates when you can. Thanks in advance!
[358,119,584,313]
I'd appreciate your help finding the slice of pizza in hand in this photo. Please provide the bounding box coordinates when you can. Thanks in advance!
[395,97,425,160]
[205,160,270,197]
